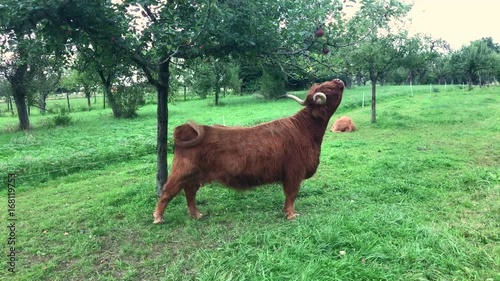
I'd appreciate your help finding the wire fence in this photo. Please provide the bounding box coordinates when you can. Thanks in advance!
[2,150,158,186]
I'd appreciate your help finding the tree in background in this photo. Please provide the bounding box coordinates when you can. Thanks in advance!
[30,54,63,114]
[0,78,14,115]
[450,40,496,90]
[76,70,99,110]
[478,37,500,84]
[0,27,37,129]
[0,0,75,129]
[353,34,407,123]
[191,59,216,100]
[429,54,452,85]
[190,58,241,104]
[343,0,412,123]
[220,61,241,97]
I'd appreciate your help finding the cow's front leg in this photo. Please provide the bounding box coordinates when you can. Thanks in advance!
[282,178,301,220]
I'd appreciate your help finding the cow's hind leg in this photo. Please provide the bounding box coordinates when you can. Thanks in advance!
[184,183,203,219]
[153,175,184,224]
[283,178,302,220]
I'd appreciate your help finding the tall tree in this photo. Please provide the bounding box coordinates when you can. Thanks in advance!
[450,40,496,90]
[344,0,411,123]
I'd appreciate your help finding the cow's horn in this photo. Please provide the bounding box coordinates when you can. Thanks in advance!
[313,92,326,105]
[276,94,306,106]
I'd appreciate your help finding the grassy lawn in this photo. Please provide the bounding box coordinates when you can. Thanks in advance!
[0,84,499,280]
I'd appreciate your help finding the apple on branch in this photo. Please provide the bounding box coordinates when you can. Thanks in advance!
[315,28,324,38]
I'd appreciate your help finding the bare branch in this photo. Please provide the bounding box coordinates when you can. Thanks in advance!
[140,5,158,23]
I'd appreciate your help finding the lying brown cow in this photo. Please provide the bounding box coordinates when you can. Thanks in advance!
[153,79,345,223]
[330,116,356,132]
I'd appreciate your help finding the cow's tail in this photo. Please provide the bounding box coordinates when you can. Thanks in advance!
[173,120,205,148]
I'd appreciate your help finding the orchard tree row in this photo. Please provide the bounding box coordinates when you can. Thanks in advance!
[1,0,499,193]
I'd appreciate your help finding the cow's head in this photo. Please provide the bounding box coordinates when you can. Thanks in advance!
[278,79,344,119]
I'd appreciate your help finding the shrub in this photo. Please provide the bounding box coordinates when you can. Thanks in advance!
[144,91,157,105]
[192,65,215,99]
[51,106,72,127]
[78,106,91,112]
[108,84,147,118]
[259,69,286,99]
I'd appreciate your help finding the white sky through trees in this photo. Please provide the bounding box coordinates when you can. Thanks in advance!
[406,0,500,49]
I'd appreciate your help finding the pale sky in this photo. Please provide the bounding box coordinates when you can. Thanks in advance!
[406,0,500,49]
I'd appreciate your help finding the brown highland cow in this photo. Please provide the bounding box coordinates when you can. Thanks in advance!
[153,79,345,224]
[330,116,356,133]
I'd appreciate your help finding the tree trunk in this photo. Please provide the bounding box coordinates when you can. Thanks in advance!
[98,71,114,111]
[214,72,221,106]
[407,71,414,85]
[66,92,71,112]
[9,62,31,128]
[85,91,92,109]
[106,88,120,117]
[214,85,220,106]
[356,72,362,86]
[370,77,377,124]
[184,85,187,101]
[9,95,14,115]
[12,87,30,130]
[156,60,170,196]
[467,72,473,90]
[94,92,97,104]
[40,93,47,114]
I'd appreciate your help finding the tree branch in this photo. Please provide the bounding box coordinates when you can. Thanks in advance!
[130,54,160,88]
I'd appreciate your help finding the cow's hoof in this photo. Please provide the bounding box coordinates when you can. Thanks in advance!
[189,210,203,220]
[286,212,299,220]
[153,213,164,224]
[153,218,164,224]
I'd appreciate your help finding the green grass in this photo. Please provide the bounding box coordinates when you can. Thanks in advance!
[0,84,499,280]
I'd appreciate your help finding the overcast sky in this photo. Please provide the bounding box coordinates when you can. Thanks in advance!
[406,0,500,49]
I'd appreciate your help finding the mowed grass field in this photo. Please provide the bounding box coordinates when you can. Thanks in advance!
[0,84,499,280]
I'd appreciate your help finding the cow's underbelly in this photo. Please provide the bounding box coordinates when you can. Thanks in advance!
[216,174,277,189]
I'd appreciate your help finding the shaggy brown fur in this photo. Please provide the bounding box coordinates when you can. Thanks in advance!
[153,79,345,224]
[330,116,356,133]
